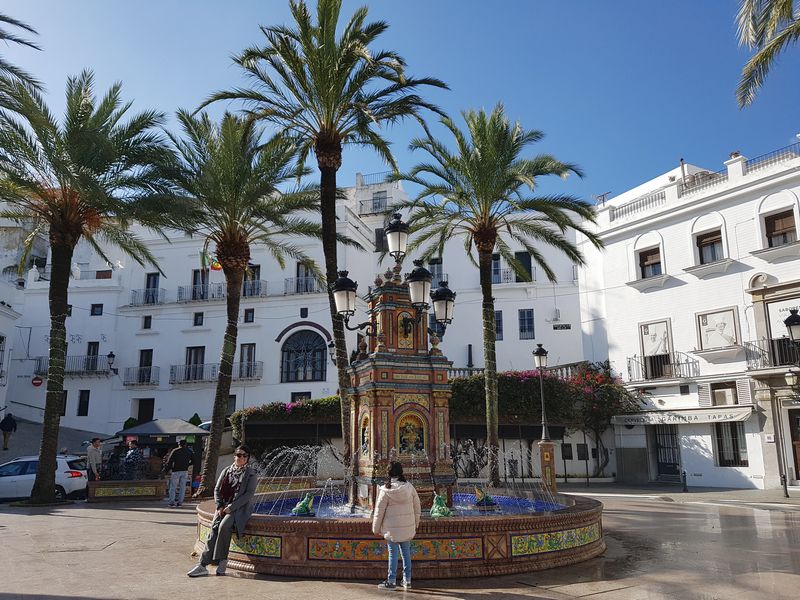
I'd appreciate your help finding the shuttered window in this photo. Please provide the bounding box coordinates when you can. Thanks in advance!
[696,230,723,264]
[765,210,797,248]
[639,247,662,278]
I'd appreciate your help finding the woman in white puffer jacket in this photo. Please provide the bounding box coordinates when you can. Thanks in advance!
[372,462,421,590]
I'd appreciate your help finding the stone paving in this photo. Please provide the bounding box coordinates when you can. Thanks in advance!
[1,493,799,600]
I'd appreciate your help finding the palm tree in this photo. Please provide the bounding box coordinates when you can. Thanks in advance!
[0,71,172,503]
[202,0,447,464]
[161,110,324,496]
[391,104,603,486]
[736,0,800,106]
[0,13,41,89]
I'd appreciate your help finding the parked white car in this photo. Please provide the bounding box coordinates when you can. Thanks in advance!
[0,455,87,501]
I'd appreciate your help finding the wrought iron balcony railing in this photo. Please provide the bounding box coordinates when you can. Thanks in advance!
[169,361,264,384]
[284,277,324,295]
[745,338,800,370]
[242,279,268,298]
[177,283,227,302]
[626,351,699,382]
[34,355,111,377]
[131,288,165,306]
[123,366,160,386]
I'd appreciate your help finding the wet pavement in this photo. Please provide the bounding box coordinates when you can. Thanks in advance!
[0,494,798,599]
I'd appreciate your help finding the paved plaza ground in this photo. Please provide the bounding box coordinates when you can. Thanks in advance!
[1,490,799,600]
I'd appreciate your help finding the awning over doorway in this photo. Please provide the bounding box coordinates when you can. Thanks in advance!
[611,404,755,426]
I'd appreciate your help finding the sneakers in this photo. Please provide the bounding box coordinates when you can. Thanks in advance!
[402,580,411,590]
[176,503,183,507]
[215,560,227,576]
[186,564,208,578]
[377,580,396,590]
[168,502,176,507]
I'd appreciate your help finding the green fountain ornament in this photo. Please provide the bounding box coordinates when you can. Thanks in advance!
[474,486,498,508]
[291,492,315,516]
[429,491,452,518]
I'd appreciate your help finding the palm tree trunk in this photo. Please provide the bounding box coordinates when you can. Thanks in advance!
[195,266,244,498]
[29,242,73,503]
[319,162,352,467]
[478,250,500,487]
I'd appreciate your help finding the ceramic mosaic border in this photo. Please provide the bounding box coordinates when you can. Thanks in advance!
[510,523,601,557]
[199,525,281,559]
[308,537,483,561]
[94,485,158,497]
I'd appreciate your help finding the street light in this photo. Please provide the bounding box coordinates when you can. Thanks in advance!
[106,351,118,375]
[327,340,336,366]
[330,271,377,335]
[384,213,409,262]
[532,344,549,442]
[406,260,432,310]
[784,308,800,342]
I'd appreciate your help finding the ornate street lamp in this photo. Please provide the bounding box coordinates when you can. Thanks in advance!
[430,280,456,327]
[784,308,800,342]
[532,344,549,442]
[106,351,118,375]
[331,271,376,335]
[406,260,432,310]
[384,213,409,262]
[327,340,336,366]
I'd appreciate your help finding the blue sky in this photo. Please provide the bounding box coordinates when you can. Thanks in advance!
[4,1,800,202]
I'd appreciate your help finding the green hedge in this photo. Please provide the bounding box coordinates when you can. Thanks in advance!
[230,395,340,440]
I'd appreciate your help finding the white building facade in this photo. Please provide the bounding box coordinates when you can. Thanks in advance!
[579,141,800,490]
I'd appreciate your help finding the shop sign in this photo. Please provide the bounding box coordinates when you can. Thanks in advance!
[611,405,754,426]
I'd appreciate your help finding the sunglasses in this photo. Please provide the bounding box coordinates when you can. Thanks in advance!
[234,453,249,458]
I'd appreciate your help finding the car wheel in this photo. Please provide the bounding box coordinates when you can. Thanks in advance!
[54,486,66,501]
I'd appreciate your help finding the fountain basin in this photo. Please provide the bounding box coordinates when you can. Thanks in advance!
[194,490,605,579]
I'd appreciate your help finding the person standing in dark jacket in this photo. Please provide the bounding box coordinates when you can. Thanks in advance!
[166,439,194,507]
[0,413,17,450]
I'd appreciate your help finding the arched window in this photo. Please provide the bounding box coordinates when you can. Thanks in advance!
[280,330,327,382]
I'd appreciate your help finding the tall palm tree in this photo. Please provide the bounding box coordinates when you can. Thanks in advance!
[0,13,41,89]
[0,71,172,503]
[161,110,325,496]
[392,104,603,486]
[202,0,447,464]
[736,0,800,106]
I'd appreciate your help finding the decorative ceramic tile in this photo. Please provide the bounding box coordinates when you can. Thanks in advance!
[381,411,388,456]
[393,393,430,409]
[392,373,429,381]
[199,525,281,558]
[94,486,158,497]
[308,537,483,561]
[437,412,445,458]
[510,523,601,557]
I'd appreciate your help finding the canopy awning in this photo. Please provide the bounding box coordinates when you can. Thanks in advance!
[116,418,209,437]
[612,404,755,426]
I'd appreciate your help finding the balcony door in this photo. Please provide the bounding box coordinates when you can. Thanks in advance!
[185,346,205,381]
[139,349,153,384]
[192,268,209,300]
[86,341,99,372]
[240,343,256,378]
[243,265,261,297]
[296,262,313,293]
[145,272,160,304]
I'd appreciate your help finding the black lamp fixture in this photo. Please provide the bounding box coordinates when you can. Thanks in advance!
[327,340,336,366]
[401,260,456,336]
[384,213,409,262]
[532,343,549,442]
[784,308,800,343]
[330,271,377,335]
[106,351,118,375]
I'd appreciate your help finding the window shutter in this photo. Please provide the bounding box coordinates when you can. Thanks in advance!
[736,379,752,405]
[698,383,711,407]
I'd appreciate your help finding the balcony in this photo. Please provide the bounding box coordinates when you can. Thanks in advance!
[34,355,111,377]
[123,366,160,386]
[284,277,324,295]
[745,338,800,370]
[626,351,699,383]
[169,361,264,384]
[491,268,534,285]
[242,280,268,298]
[131,288,165,306]
[359,196,390,215]
[177,283,226,302]
[429,272,449,285]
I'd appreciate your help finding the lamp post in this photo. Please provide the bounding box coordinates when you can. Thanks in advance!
[777,309,800,498]
[384,213,409,262]
[106,351,118,375]
[532,343,556,492]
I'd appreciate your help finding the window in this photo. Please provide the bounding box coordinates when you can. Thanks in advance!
[144,273,160,304]
[374,228,386,253]
[711,381,738,406]
[139,349,153,384]
[372,190,388,212]
[227,394,236,416]
[639,247,662,278]
[77,390,90,416]
[193,312,204,327]
[296,263,315,293]
[280,330,327,382]
[300,307,308,318]
[90,303,103,316]
[291,391,311,403]
[765,209,797,248]
[561,443,573,460]
[240,343,256,378]
[429,258,443,284]
[0,462,26,476]
[60,390,67,417]
[243,308,255,323]
[192,268,209,300]
[429,313,445,339]
[518,309,535,340]
[696,230,723,264]
[495,310,503,341]
[714,422,749,467]
[242,264,261,297]
[86,342,99,371]
[491,254,501,284]
[142,315,152,330]
[679,384,690,395]
[514,251,534,282]
[185,346,205,381]
[66,304,72,317]
[576,443,589,461]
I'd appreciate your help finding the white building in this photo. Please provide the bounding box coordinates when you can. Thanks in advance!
[3,173,586,445]
[579,141,800,490]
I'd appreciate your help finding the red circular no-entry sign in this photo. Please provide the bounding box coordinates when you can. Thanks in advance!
[31,376,43,387]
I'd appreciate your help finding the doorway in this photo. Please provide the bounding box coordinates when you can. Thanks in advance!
[136,398,154,423]
[653,424,681,479]
[789,409,800,481]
